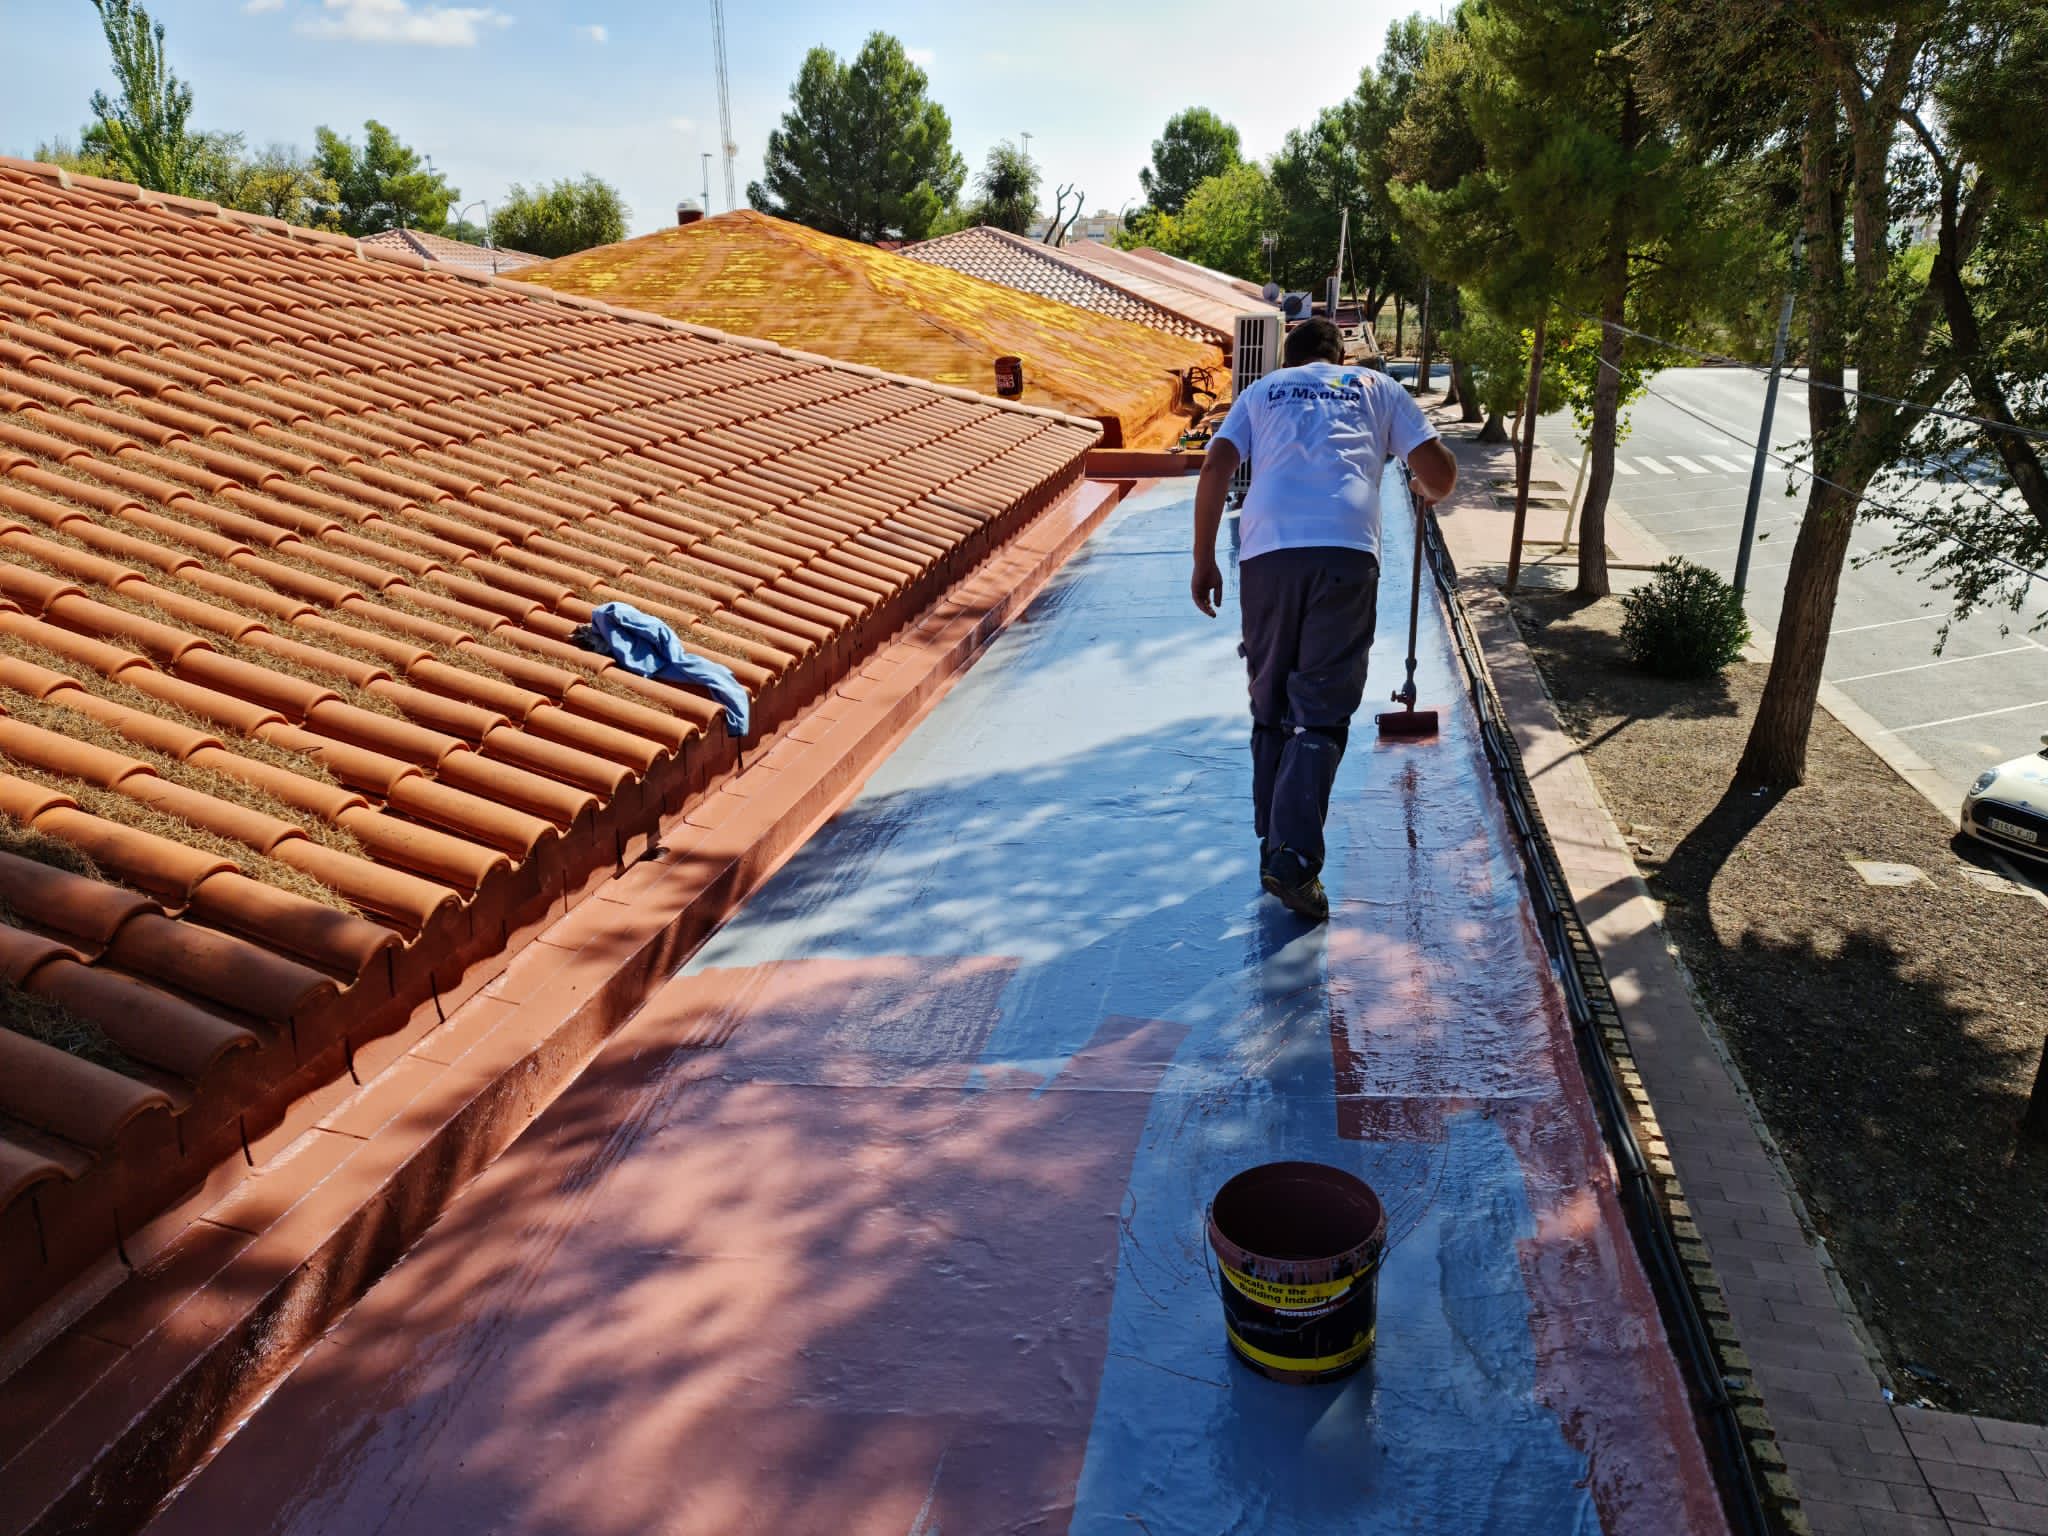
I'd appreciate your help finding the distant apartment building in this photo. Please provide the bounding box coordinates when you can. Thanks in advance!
[1028,208,1124,244]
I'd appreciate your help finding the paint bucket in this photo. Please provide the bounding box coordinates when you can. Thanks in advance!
[994,355,1025,398]
[1206,1161,1385,1384]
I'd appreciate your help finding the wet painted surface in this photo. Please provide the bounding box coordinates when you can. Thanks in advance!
[148,479,1727,1536]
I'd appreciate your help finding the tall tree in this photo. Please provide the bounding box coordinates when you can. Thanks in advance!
[492,176,629,258]
[1267,105,1368,295]
[1643,1,2048,789]
[1395,0,1764,600]
[1138,162,1278,282]
[964,142,1040,234]
[1138,108,1241,217]
[1876,0,2048,618]
[311,121,457,235]
[1346,16,1444,325]
[81,0,233,197]
[1445,298,1564,441]
[227,144,337,227]
[1468,0,1762,598]
[748,33,966,243]
[1387,17,1504,410]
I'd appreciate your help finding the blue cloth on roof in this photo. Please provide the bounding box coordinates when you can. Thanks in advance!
[582,601,750,738]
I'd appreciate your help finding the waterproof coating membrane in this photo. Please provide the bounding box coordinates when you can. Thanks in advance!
[147,477,1729,1536]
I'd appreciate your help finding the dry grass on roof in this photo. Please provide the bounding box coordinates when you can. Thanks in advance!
[0,633,345,786]
[0,974,138,1074]
[2,532,407,718]
[0,757,356,913]
[0,688,365,856]
[0,810,106,881]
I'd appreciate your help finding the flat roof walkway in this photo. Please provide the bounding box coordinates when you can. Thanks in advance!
[145,479,1729,1535]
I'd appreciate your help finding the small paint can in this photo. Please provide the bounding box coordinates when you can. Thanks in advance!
[994,355,1025,398]
[1206,1161,1385,1384]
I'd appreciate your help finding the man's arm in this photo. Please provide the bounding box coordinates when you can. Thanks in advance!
[1190,439,1240,617]
[1407,436,1457,505]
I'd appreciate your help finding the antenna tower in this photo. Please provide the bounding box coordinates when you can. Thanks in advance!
[710,0,738,211]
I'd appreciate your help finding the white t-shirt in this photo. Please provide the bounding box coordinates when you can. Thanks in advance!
[1212,362,1439,563]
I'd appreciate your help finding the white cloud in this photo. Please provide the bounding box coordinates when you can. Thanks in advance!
[243,0,285,12]
[668,117,695,135]
[578,23,606,43]
[906,46,936,67]
[299,0,512,46]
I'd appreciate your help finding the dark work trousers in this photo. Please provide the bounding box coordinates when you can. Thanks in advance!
[1238,546,1380,873]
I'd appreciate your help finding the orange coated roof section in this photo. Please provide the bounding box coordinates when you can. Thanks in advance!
[900,227,1229,348]
[0,155,1099,1326]
[517,210,1226,450]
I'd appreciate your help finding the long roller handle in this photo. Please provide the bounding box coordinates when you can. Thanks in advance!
[1393,479,1425,709]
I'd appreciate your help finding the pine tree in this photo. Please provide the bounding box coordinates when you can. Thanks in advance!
[748,34,966,243]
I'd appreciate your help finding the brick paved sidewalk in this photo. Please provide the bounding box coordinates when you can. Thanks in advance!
[1426,409,2048,1536]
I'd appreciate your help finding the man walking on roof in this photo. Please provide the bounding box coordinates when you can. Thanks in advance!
[1190,318,1459,923]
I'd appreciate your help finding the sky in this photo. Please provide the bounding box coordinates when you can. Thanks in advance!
[0,0,1423,237]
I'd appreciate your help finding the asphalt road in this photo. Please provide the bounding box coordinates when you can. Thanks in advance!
[1530,367,2048,807]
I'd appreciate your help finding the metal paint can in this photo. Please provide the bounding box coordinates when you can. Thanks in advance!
[1207,1161,1385,1384]
[994,355,1025,398]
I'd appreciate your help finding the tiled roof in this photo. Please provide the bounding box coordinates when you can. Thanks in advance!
[518,210,1225,449]
[357,228,544,275]
[1060,242,1277,339]
[901,226,1227,346]
[0,155,1098,1323]
[1121,246,1271,302]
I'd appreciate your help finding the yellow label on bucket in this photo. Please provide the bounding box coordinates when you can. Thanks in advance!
[1227,1323,1376,1375]
[1221,1264,1360,1311]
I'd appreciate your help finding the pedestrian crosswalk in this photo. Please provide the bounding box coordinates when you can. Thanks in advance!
[1594,451,1769,479]
[1567,449,1807,484]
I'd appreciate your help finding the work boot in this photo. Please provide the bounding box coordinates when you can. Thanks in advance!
[1261,845,1329,924]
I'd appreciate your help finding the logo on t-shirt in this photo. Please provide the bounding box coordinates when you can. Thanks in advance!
[1280,374,1366,405]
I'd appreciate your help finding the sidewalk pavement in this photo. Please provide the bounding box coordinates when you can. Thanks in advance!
[1426,403,2048,1536]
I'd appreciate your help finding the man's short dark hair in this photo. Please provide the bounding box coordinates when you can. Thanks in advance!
[1283,317,1344,367]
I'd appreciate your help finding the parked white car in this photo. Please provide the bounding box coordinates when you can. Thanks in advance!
[1962,734,2048,864]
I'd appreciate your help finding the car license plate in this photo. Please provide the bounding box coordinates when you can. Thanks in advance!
[1987,816,2039,845]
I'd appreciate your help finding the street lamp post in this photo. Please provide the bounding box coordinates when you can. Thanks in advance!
[455,199,495,272]
[1734,233,1805,600]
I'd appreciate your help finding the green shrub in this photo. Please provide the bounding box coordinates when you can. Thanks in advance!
[1619,558,1751,678]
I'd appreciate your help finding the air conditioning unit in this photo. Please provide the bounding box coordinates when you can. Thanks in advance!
[1230,311,1281,500]
[1233,311,1280,394]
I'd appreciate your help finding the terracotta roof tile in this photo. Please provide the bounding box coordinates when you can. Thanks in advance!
[902,226,1243,347]
[0,1024,171,1150]
[357,229,545,277]
[0,154,1098,1322]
